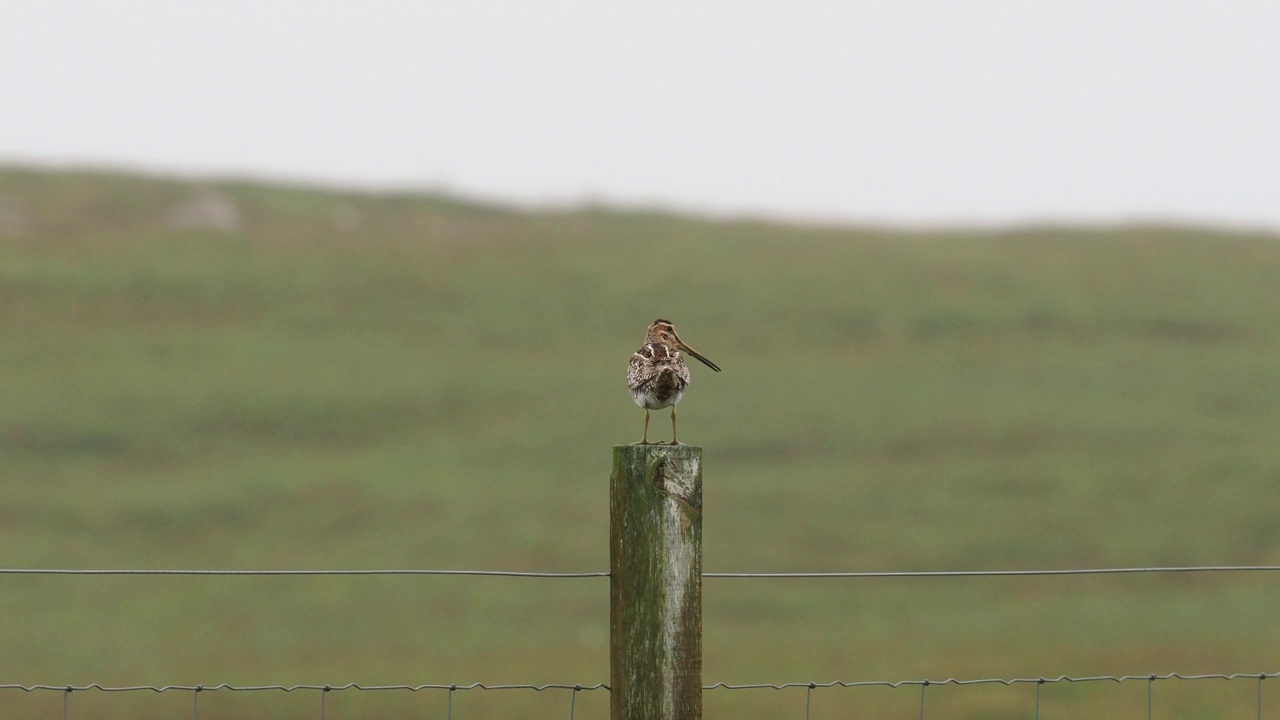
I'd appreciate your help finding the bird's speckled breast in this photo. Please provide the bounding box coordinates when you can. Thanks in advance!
[642,368,686,409]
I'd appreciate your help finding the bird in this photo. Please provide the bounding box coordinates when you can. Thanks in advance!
[627,318,721,445]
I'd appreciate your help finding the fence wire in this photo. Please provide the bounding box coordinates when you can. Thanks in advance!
[731,672,1280,720]
[0,682,608,692]
[2,683,607,720]
[3,564,1280,577]
[7,671,1275,694]
[4,672,1275,720]
[0,568,608,577]
[5,567,1277,716]
[705,670,1280,690]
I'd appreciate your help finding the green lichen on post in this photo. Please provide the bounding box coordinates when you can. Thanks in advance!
[610,444,702,720]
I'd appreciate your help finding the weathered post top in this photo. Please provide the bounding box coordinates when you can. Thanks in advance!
[610,444,703,720]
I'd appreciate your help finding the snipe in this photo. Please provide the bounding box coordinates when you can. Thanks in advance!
[627,318,721,445]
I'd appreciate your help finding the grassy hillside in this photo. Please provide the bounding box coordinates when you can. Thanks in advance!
[2,167,1279,719]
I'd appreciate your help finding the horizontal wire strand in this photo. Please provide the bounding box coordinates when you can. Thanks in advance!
[2,566,1279,577]
[0,569,608,577]
[707,671,1280,690]
[705,565,1280,578]
[1,683,609,693]
[3,672,1274,694]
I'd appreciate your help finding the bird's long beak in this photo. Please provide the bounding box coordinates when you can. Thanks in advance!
[675,337,721,372]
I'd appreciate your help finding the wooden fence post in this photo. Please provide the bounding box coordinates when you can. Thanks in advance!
[610,444,702,720]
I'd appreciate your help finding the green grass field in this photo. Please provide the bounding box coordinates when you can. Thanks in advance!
[2,167,1279,718]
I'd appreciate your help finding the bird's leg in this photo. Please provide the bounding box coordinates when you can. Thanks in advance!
[669,405,682,445]
[632,408,651,445]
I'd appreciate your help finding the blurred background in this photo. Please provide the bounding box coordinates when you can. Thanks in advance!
[2,2,1279,718]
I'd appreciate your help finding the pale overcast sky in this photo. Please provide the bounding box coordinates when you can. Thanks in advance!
[2,1,1277,228]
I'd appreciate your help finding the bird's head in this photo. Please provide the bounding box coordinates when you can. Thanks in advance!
[645,318,721,372]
